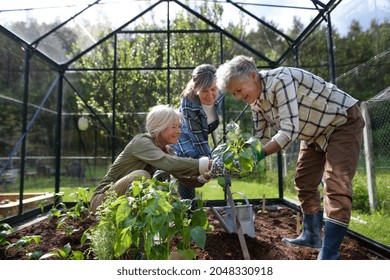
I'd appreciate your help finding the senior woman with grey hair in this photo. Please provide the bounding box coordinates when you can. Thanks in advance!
[215,55,365,260]
[90,104,212,213]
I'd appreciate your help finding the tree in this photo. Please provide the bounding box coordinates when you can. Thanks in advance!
[67,1,233,153]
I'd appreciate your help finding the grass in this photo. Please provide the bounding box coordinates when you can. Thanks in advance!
[349,211,390,246]
[196,178,281,201]
[5,176,98,202]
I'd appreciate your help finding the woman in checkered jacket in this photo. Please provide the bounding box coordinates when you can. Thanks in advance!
[171,64,224,202]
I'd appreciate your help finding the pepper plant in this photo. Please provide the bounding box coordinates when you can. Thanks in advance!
[212,121,262,177]
[40,242,84,260]
[82,176,210,260]
[5,235,42,259]
[0,223,14,247]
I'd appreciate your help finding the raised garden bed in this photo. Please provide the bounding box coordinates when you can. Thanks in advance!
[0,193,55,220]
[0,205,386,260]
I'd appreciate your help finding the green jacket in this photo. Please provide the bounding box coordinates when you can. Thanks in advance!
[94,133,201,194]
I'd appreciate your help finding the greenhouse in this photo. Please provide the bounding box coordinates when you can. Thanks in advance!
[0,0,389,261]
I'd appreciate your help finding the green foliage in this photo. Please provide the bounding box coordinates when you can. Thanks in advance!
[53,188,92,237]
[40,243,84,260]
[66,187,91,220]
[0,223,14,246]
[84,177,210,260]
[5,235,42,259]
[351,170,390,215]
[66,1,229,148]
[2,187,98,260]
[351,176,371,213]
[1,2,390,253]
[349,210,390,246]
[82,189,118,260]
[212,122,262,177]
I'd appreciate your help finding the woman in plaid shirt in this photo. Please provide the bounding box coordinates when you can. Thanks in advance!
[216,55,365,260]
[171,64,224,202]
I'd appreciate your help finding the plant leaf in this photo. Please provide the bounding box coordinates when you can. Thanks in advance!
[190,226,206,250]
[58,249,67,259]
[71,251,85,260]
[114,227,132,258]
[191,209,208,229]
[63,243,72,255]
[173,249,197,260]
[150,242,169,260]
[150,214,167,233]
[39,252,58,260]
[222,150,235,167]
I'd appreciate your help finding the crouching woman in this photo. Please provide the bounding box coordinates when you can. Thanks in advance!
[90,104,212,213]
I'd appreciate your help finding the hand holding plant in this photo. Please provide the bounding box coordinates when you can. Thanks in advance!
[210,121,263,178]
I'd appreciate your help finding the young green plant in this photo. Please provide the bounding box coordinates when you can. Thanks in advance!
[83,176,210,260]
[212,121,262,178]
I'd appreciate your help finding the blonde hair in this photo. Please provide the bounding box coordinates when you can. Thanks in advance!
[146,105,180,138]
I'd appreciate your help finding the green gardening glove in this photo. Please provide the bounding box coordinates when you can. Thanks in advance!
[255,149,266,162]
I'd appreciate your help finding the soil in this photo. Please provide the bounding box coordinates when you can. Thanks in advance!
[0,205,384,260]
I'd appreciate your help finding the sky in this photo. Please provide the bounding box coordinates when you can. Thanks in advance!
[1,0,389,36]
[330,0,390,34]
[223,0,390,35]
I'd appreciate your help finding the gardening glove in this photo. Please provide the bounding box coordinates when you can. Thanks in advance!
[208,156,242,178]
[255,148,266,162]
[208,156,224,178]
[224,160,245,178]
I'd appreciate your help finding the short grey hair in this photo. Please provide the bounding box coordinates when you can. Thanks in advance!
[146,104,180,138]
[216,55,258,92]
[181,64,216,101]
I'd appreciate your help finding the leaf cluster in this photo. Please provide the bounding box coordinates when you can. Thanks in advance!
[212,122,261,177]
[5,235,41,259]
[45,188,92,234]
[40,242,84,260]
[0,223,14,246]
[83,177,210,260]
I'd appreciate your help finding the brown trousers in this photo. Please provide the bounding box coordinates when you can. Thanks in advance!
[294,104,365,225]
[90,170,151,213]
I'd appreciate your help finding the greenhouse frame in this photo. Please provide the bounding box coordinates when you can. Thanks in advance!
[0,0,389,258]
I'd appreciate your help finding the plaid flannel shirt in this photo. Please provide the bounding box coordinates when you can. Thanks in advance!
[171,92,224,158]
[252,67,358,151]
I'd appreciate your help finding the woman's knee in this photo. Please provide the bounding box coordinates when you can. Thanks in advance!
[113,170,151,195]
[90,193,105,214]
[130,170,151,179]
